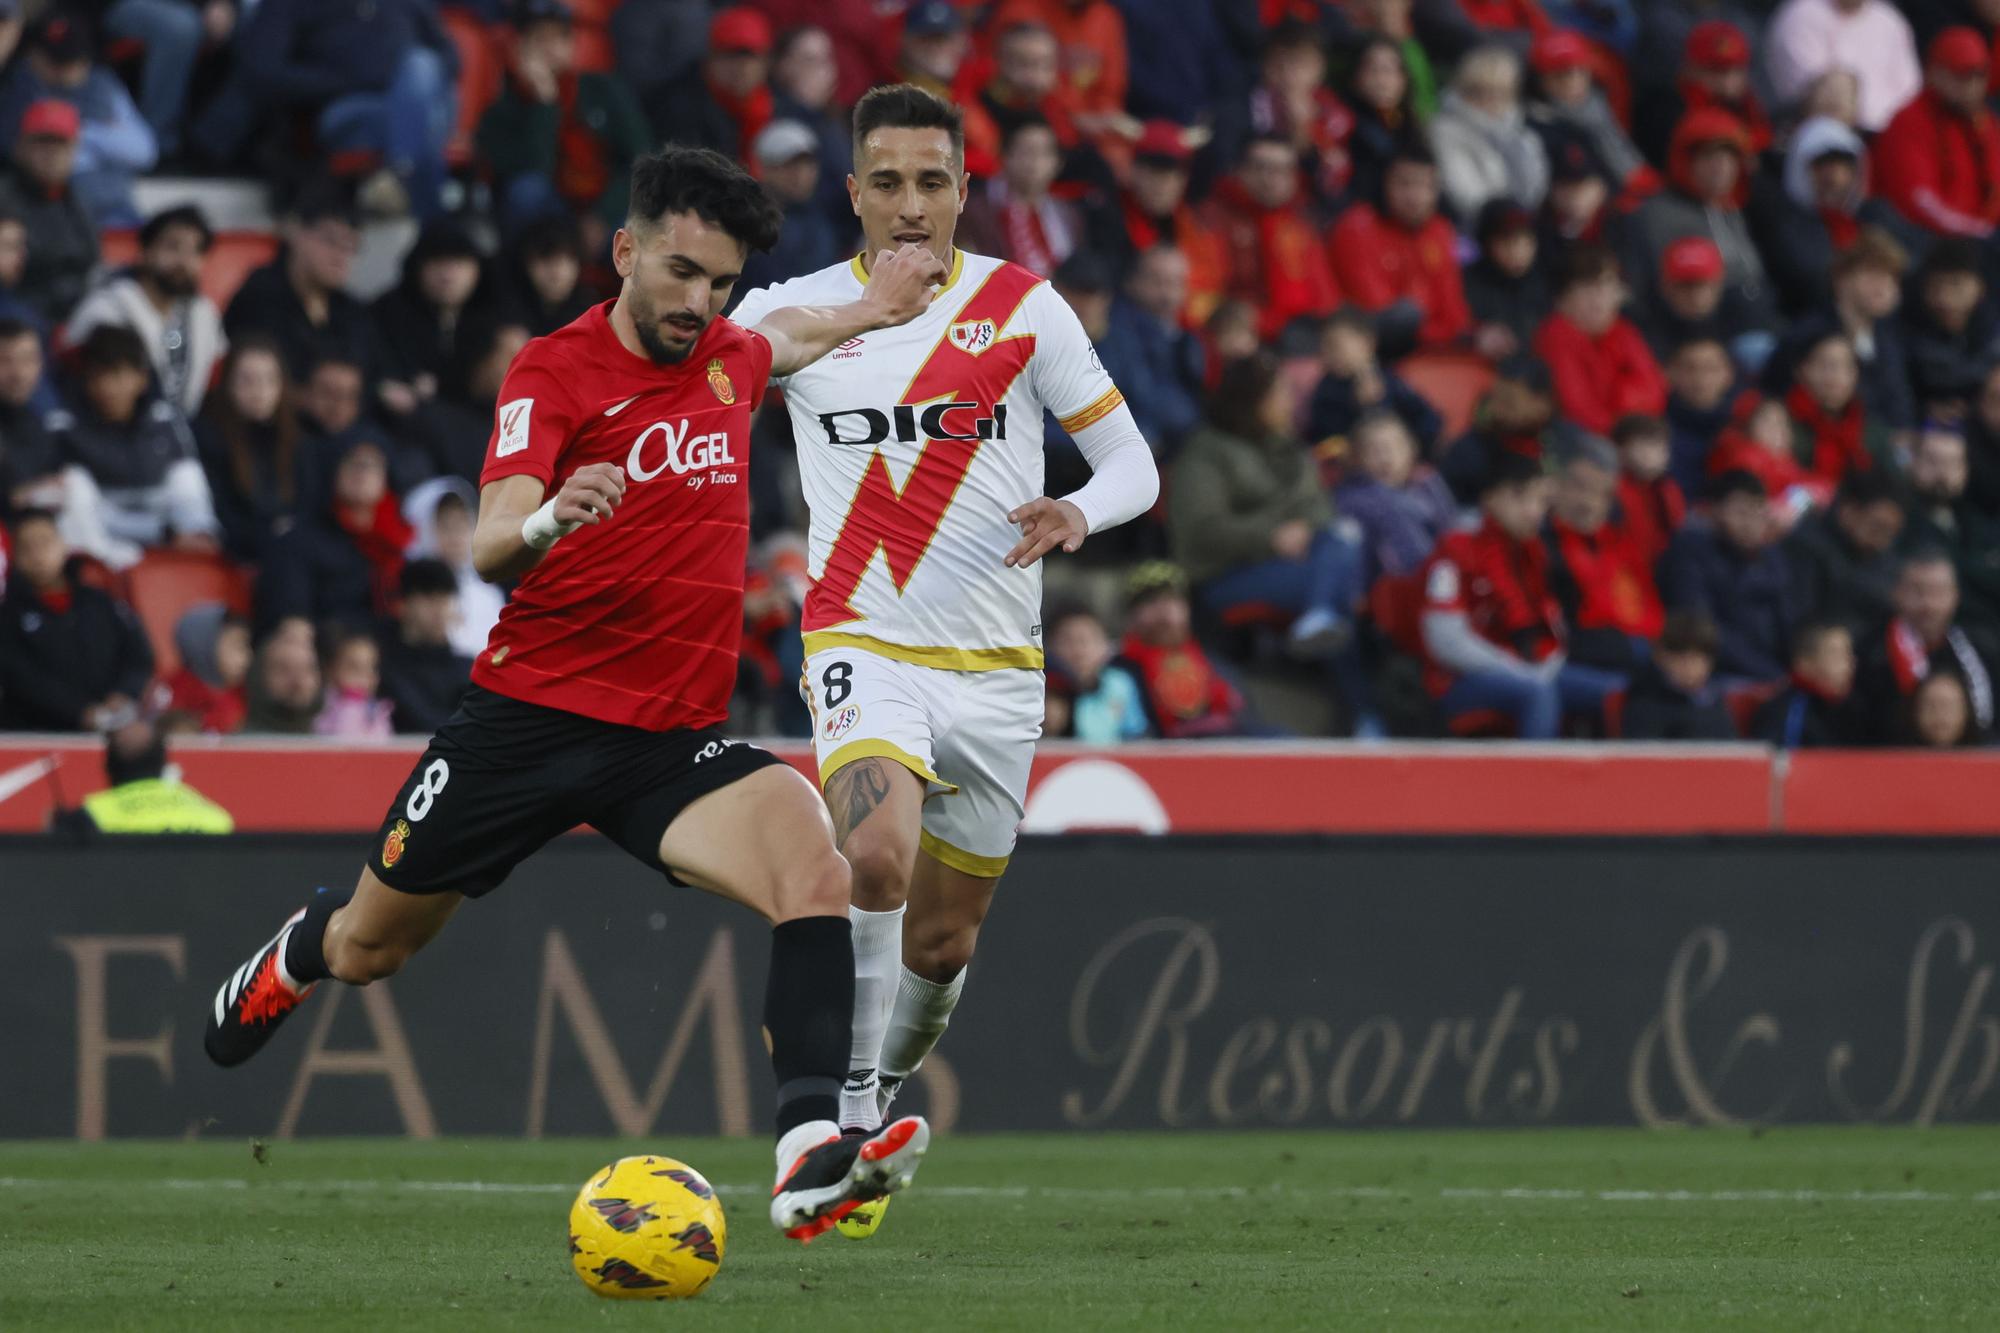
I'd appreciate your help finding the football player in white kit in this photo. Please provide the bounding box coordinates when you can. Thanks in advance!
[732,85,1160,1235]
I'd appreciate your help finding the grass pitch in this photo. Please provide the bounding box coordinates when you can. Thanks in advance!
[3,1127,1997,1330]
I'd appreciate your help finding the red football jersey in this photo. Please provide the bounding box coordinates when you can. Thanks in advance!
[474,301,771,731]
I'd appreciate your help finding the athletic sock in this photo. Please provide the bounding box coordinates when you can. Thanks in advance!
[280,886,352,990]
[765,915,855,1139]
[840,903,906,1130]
[878,965,966,1087]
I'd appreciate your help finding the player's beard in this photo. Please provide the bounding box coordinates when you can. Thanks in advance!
[631,290,705,365]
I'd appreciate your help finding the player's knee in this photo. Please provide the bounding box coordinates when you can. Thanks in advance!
[772,848,852,922]
[840,825,916,909]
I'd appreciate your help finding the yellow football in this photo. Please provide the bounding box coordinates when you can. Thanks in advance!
[567,1155,726,1300]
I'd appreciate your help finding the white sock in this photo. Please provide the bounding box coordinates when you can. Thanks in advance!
[878,966,966,1094]
[840,904,905,1130]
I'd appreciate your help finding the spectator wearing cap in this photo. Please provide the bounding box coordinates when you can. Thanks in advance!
[1902,425,2000,632]
[1538,129,1616,250]
[1635,236,1772,373]
[1307,307,1442,456]
[378,555,473,734]
[1343,35,1427,217]
[1781,330,1893,488]
[1854,547,1999,740]
[0,11,156,227]
[1525,29,1647,196]
[1117,121,1228,327]
[255,435,413,634]
[1106,245,1205,459]
[1625,108,1775,333]
[1116,561,1261,739]
[899,2,974,103]
[51,323,218,570]
[1430,45,1548,225]
[1535,246,1666,438]
[770,26,857,238]
[737,121,843,294]
[1764,227,1915,434]
[224,186,371,386]
[1464,199,1550,362]
[195,0,459,218]
[961,116,1086,280]
[0,319,62,515]
[0,99,97,324]
[1636,19,1771,167]
[1237,21,1356,211]
[1618,610,1736,741]
[1543,433,1663,679]
[64,205,224,418]
[1873,28,2000,239]
[1329,147,1473,354]
[1750,619,1867,746]
[1749,117,1911,318]
[1420,451,1625,740]
[1900,238,2000,419]
[502,215,593,338]
[476,0,650,247]
[371,221,489,426]
[1767,0,1921,133]
[1785,465,1907,632]
[646,6,773,160]
[1662,469,1803,681]
[1199,135,1343,342]
[0,507,154,732]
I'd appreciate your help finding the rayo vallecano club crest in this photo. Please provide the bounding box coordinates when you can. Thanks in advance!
[949,318,997,355]
[706,358,735,404]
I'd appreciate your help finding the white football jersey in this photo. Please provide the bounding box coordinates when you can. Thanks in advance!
[733,250,1123,671]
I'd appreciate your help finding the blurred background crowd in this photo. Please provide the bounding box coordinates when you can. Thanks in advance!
[4,0,2000,751]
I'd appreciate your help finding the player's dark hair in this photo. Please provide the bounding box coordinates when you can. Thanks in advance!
[140,204,212,251]
[627,146,782,253]
[852,83,965,166]
[79,324,150,374]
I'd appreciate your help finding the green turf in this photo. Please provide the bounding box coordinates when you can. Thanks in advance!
[3,1128,1998,1330]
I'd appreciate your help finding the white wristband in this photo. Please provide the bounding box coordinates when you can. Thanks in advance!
[521,497,580,551]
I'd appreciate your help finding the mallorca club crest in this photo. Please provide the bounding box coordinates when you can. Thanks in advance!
[948,318,997,355]
[381,818,411,870]
[706,358,735,405]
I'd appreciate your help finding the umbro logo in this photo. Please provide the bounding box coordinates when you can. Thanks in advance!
[831,337,865,361]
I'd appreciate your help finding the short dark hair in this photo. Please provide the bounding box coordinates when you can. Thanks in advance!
[1388,143,1437,174]
[1264,19,1322,56]
[1921,237,1985,282]
[1611,413,1667,447]
[852,83,964,166]
[9,506,59,535]
[307,352,365,379]
[0,316,36,345]
[1556,244,1621,294]
[1709,468,1768,503]
[1000,111,1058,152]
[400,556,459,599]
[516,212,581,263]
[1834,466,1903,510]
[1206,351,1283,439]
[1323,306,1376,341]
[1659,609,1720,659]
[1900,544,1956,578]
[79,324,149,374]
[1481,449,1546,496]
[1792,618,1850,661]
[140,204,212,251]
[627,146,782,252]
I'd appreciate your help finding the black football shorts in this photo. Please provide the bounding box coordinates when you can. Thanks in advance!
[368,685,785,896]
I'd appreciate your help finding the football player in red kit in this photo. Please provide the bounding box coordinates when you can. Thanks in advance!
[202,148,947,1242]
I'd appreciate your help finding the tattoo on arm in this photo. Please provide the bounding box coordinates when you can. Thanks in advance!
[826,758,893,848]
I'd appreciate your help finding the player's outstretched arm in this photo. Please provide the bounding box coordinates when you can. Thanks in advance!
[754,243,948,376]
[472,464,627,582]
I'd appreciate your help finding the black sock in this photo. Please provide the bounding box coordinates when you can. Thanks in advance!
[765,916,854,1139]
[282,886,351,986]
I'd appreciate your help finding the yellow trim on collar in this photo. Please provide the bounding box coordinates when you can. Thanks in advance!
[849,247,966,294]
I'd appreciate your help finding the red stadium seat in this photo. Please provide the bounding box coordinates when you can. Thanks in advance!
[1397,351,1497,443]
[124,550,252,677]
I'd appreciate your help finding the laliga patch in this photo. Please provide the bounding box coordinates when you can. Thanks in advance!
[821,705,861,742]
[706,358,735,405]
[949,318,997,355]
[382,818,412,869]
[496,397,533,456]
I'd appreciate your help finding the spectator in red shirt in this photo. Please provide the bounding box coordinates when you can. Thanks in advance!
[1243,20,1355,210]
[1873,27,2000,239]
[1328,146,1472,355]
[1534,246,1668,436]
[1610,413,1685,569]
[1199,135,1343,341]
[1118,122,1229,326]
[1545,434,1663,677]
[1116,561,1262,738]
[158,603,252,736]
[1636,19,1773,166]
[1784,330,1891,487]
[1421,451,1623,737]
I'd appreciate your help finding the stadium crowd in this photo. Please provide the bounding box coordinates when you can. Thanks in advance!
[3,0,2000,747]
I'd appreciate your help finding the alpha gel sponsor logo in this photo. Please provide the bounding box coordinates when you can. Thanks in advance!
[816,401,1009,446]
[625,417,738,481]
